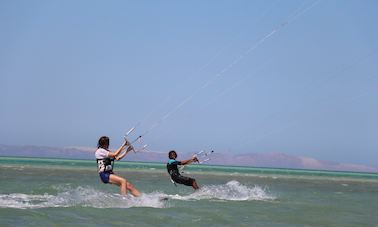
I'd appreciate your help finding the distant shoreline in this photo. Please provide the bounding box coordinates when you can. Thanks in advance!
[1,144,377,173]
[2,155,378,177]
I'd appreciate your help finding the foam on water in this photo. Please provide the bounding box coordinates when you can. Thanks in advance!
[169,180,275,201]
[0,186,168,209]
[0,193,55,209]
[0,181,274,209]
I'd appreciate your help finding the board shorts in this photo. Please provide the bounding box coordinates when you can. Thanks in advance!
[99,171,113,184]
[172,175,195,186]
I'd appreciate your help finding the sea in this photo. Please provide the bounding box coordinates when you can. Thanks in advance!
[0,156,377,227]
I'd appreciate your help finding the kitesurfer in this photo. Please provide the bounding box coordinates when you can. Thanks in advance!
[167,150,199,189]
[95,136,141,197]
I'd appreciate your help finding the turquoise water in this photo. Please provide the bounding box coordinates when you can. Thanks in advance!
[1,156,377,226]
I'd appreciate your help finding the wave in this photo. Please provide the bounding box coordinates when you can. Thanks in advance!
[168,180,275,201]
[0,186,167,209]
[0,181,275,209]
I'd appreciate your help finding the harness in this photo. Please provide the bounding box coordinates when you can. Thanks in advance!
[96,157,115,173]
[167,159,184,186]
[168,169,178,187]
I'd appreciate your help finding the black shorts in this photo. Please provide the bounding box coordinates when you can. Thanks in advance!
[172,175,195,186]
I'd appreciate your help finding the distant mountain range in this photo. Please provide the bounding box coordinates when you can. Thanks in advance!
[1,144,377,173]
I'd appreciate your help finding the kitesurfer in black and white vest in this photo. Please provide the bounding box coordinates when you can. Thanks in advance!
[95,136,141,197]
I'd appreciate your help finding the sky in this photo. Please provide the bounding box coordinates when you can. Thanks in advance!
[0,0,377,167]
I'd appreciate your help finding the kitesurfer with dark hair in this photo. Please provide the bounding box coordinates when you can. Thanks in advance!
[95,136,141,197]
[167,150,199,189]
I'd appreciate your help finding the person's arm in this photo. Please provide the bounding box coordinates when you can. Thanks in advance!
[107,141,128,158]
[115,145,133,161]
[180,156,199,165]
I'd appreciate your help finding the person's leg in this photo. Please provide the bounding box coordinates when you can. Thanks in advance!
[192,179,199,190]
[109,174,141,197]
[126,181,141,197]
[109,174,128,195]
[176,175,199,190]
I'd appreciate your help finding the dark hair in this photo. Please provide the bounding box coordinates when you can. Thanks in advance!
[97,136,110,149]
[168,150,177,159]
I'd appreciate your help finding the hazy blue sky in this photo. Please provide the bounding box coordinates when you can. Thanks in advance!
[1,0,377,167]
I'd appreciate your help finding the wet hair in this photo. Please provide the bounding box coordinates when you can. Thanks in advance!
[168,150,177,159]
[97,136,110,149]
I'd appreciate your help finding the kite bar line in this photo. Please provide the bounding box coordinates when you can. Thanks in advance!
[121,1,321,156]
[194,150,215,164]
[139,0,320,137]
[175,150,215,177]
[125,127,136,136]
[123,126,149,153]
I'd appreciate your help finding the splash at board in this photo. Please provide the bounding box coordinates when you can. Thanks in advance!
[0,181,275,209]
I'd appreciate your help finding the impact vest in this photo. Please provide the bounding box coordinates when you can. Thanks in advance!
[167,159,182,176]
[96,157,114,173]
